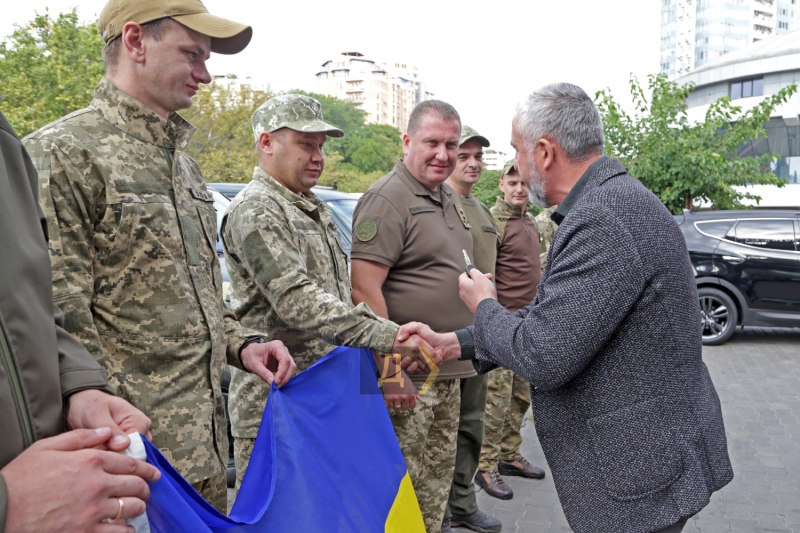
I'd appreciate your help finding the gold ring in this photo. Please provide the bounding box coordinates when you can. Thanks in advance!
[113,498,124,521]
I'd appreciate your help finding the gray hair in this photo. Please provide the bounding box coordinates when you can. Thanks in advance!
[407,100,461,137]
[515,83,604,162]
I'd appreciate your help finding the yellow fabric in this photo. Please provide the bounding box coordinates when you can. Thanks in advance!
[385,472,426,532]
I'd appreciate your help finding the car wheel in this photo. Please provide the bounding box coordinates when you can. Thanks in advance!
[698,287,738,345]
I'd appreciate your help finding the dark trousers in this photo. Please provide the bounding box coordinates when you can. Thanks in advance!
[444,373,489,518]
[654,517,688,533]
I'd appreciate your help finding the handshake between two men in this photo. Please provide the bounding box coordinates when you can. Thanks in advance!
[380,268,496,409]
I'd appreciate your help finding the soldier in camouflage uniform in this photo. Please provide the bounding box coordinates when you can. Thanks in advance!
[534,206,558,269]
[23,0,296,513]
[475,161,546,501]
[223,94,434,495]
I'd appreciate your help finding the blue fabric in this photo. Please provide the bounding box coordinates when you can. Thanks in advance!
[141,347,408,532]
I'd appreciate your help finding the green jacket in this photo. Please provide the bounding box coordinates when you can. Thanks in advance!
[23,78,262,483]
[222,167,397,438]
[0,111,111,532]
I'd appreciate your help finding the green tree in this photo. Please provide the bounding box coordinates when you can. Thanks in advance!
[182,82,274,183]
[291,90,402,191]
[0,9,105,137]
[596,73,795,213]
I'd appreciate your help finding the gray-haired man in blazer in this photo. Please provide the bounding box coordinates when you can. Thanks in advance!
[402,83,733,533]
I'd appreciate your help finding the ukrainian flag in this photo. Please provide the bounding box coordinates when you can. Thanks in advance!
[138,346,425,532]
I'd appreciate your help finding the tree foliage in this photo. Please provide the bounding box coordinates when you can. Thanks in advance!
[596,73,795,213]
[293,90,402,192]
[0,9,105,137]
[182,82,274,183]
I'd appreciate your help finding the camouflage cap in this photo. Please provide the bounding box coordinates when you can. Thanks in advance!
[98,0,252,55]
[251,95,344,142]
[460,125,490,148]
[501,159,518,177]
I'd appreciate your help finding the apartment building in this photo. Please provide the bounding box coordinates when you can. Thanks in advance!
[661,0,800,79]
[315,52,433,133]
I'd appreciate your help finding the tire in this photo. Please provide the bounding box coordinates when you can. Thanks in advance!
[698,287,738,346]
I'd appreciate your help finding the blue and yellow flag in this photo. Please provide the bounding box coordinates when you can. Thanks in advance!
[139,346,425,532]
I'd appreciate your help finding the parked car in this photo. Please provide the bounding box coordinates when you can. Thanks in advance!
[675,209,800,345]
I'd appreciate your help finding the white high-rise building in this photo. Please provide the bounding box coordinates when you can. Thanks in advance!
[661,0,800,79]
[315,52,434,134]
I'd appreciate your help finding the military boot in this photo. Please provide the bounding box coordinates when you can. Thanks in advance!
[498,456,546,479]
[474,469,513,500]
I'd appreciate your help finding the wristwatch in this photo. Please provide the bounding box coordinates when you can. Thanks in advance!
[238,337,267,365]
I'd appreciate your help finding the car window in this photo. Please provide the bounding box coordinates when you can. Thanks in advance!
[325,199,358,225]
[695,220,735,239]
[733,219,796,251]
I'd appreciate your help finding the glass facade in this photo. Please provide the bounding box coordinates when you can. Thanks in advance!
[695,0,750,69]
[661,0,677,77]
[738,119,800,184]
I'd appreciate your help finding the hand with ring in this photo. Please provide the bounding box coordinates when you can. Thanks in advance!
[1,427,159,532]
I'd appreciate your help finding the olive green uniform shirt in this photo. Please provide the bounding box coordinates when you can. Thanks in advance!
[352,160,476,381]
[458,195,498,278]
[23,78,262,483]
[222,167,398,438]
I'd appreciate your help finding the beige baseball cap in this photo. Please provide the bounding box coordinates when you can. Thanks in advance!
[98,0,252,55]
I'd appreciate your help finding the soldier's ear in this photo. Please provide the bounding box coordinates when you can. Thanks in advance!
[258,132,274,155]
[121,22,147,65]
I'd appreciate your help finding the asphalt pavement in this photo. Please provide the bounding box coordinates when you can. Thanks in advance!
[461,327,800,533]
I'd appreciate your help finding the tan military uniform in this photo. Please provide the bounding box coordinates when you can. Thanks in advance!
[222,166,398,490]
[23,78,261,502]
[444,195,497,520]
[478,196,540,472]
[352,160,474,533]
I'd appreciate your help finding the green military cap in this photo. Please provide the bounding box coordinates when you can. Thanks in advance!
[501,159,518,177]
[97,0,252,54]
[460,125,490,147]
[252,94,344,142]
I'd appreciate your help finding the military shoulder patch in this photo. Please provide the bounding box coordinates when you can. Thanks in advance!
[356,218,378,242]
[190,188,214,202]
[454,204,471,229]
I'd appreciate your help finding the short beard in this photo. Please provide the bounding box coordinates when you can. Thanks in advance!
[525,154,548,207]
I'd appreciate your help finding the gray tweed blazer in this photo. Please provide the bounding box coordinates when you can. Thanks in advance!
[468,158,733,533]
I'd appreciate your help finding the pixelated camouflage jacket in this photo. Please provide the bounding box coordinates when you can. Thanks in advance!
[23,77,263,483]
[534,206,559,267]
[490,196,536,240]
[222,167,398,438]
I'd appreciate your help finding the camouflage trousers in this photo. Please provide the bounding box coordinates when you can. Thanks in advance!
[232,437,256,500]
[388,379,460,533]
[478,368,531,472]
[191,472,228,514]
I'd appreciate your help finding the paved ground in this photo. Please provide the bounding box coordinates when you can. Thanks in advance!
[458,327,800,533]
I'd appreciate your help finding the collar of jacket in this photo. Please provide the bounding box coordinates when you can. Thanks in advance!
[394,159,454,205]
[252,166,322,214]
[493,195,529,219]
[90,77,195,152]
[550,156,626,225]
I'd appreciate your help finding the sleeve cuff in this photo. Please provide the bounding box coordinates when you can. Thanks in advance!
[454,328,475,360]
[372,321,399,356]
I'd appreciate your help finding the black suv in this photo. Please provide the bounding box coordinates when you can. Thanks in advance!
[675,210,800,345]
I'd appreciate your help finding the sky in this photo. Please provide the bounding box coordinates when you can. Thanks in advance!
[2,0,662,157]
